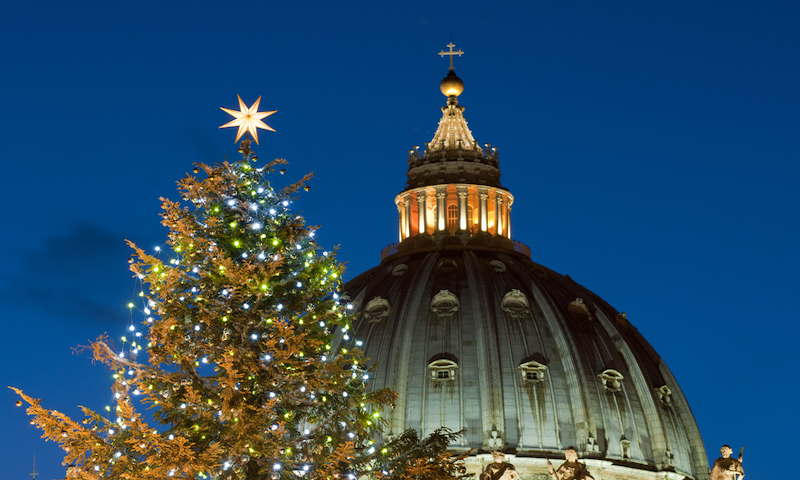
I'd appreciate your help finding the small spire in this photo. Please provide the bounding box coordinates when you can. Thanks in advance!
[438,42,464,71]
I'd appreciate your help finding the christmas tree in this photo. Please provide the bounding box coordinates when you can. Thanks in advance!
[13,98,465,480]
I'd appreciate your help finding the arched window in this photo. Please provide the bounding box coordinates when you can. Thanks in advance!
[447,204,458,230]
[467,205,475,232]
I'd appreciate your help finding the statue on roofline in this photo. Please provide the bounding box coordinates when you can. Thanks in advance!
[480,451,520,480]
[547,447,595,480]
[710,445,744,480]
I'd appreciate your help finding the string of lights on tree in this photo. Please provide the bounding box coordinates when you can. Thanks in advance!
[13,96,466,480]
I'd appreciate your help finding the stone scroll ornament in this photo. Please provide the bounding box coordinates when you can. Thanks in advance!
[546,447,595,480]
[431,289,460,317]
[363,297,391,323]
[710,445,744,480]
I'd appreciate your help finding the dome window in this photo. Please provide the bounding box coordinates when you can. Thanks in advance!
[502,289,529,318]
[431,289,460,317]
[598,369,624,392]
[620,437,632,459]
[447,204,458,229]
[438,259,458,273]
[518,360,547,384]
[656,385,672,407]
[363,297,391,324]
[428,354,458,382]
[489,260,506,273]
[568,298,592,321]
[391,264,408,277]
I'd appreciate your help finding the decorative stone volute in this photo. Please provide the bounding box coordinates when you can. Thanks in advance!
[431,289,459,317]
[489,260,506,272]
[363,297,391,323]
[502,289,530,318]
[599,369,624,392]
[568,298,592,320]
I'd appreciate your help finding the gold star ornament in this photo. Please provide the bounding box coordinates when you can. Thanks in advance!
[220,95,276,144]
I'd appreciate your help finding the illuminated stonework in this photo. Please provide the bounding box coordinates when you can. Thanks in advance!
[334,58,710,480]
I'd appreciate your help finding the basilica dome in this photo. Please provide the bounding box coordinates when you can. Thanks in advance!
[332,58,709,480]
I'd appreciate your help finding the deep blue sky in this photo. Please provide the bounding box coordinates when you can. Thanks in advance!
[2,1,798,479]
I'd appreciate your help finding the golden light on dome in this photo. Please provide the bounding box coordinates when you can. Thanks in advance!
[220,95,276,144]
[440,72,464,96]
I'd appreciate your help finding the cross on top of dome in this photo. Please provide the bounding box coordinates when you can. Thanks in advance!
[438,42,464,71]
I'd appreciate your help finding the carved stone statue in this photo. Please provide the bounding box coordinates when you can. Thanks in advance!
[480,451,520,480]
[547,447,595,480]
[710,445,744,480]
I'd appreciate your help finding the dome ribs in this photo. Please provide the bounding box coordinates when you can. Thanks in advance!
[343,249,708,479]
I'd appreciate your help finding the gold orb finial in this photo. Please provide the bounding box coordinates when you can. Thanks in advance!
[440,71,464,97]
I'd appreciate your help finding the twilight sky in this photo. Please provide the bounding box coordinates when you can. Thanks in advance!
[2,1,799,479]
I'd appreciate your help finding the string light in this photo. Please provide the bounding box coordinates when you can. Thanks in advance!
[16,152,389,480]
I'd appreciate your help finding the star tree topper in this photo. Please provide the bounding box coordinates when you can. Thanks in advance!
[220,95,276,144]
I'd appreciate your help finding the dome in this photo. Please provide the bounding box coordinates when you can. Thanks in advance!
[334,49,709,480]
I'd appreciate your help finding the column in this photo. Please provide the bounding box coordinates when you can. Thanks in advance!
[404,197,411,239]
[435,187,447,233]
[478,187,489,232]
[507,206,511,238]
[495,193,503,237]
[396,197,404,242]
[416,188,427,235]
[457,186,468,232]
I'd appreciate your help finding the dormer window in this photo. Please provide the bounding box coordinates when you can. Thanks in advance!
[428,354,458,382]
[568,298,592,321]
[519,359,547,384]
[598,369,624,392]
[656,385,672,407]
